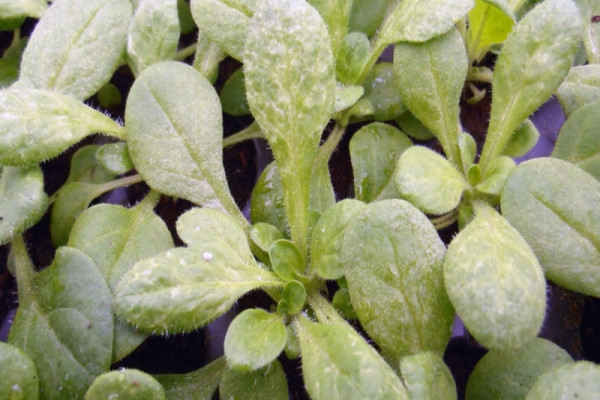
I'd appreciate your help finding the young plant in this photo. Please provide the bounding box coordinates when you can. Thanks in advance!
[1,0,600,399]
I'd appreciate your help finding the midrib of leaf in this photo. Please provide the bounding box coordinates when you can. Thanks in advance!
[220,0,253,16]
[47,2,105,91]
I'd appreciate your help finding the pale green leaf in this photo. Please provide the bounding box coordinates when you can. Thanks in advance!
[244,0,335,252]
[557,65,600,116]
[378,0,474,45]
[466,338,572,400]
[476,155,515,196]
[19,0,132,100]
[269,239,305,281]
[350,122,413,202]
[224,309,287,371]
[127,0,180,76]
[333,84,364,113]
[480,0,581,170]
[342,200,453,359]
[395,146,466,215]
[96,142,134,175]
[219,360,288,400]
[364,62,407,121]
[0,0,47,19]
[348,0,388,37]
[573,0,600,64]
[393,27,468,167]
[467,0,515,62]
[552,100,600,181]
[281,280,307,315]
[458,132,477,172]
[192,31,225,83]
[336,32,371,85]
[503,119,540,158]
[444,204,546,349]
[0,166,48,245]
[125,61,244,224]
[9,243,114,399]
[296,316,409,400]
[0,342,39,400]
[399,352,457,400]
[85,369,165,400]
[249,222,284,264]
[68,202,174,361]
[310,199,366,280]
[66,145,115,184]
[307,0,353,56]
[527,362,600,399]
[501,158,600,297]
[0,88,124,165]
[156,357,225,400]
[190,0,256,61]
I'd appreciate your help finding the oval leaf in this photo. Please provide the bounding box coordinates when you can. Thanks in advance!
[395,146,466,215]
[19,0,132,100]
[466,338,572,400]
[296,316,409,400]
[527,361,600,399]
[501,158,600,296]
[85,369,165,400]
[127,0,180,76]
[399,352,457,400]
[393,27,467,166]
[444,204,546,349]
[0,342,39,400]
[480,0,581,169]
[342,199,454,359]
[467,0,515,62]
[556,65,600,117]
[125,61,243,224]
[0,166,48,245]
[0,89,124,165]
[224,309,287,371]
[269,239,305,281]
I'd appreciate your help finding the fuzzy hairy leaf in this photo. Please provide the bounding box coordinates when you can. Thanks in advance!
[125,61,244,224]
[0,166,48,245]
[467,0,515,62]
[296,316,409,400]
[0,0,47,18]
[85,369,165,400]
[399,352,457,400]
[394,27,467,167]
[444,204,546,349]
[19,0,131,100]
[156,357,225,400]
[9,243,114,399]
[501,158,600,297]
[574,0,600,64]
[0,342,39,400]
[480,0,581,170]
[556,65,600,116]
[244,0,335,252]
[0,88,124,165]
[527,362,600,399]
[127,0,180,76]
[219,361,288,400]
[342,199,454,359]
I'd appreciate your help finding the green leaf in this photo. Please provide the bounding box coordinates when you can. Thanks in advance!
[333,84,364,113]
[219,360,289,400]
[19,0,132,101]
[336,32,371,85]
[479,0,581,171]
[444,204,546,349]
[250,162,289,237]
[348,0,388,37]
[307,0,352,57]
[377,0,474,45]
[0,166,49,245]
[395,146,466,215]
[342,199,453,359]
[125,61,244,225]
[96,142,134,175]
[501,158,600,296]
[85,369,165,400]
[9,242,114,399]
[310,199,367,280]
[350,123,413,202]
[0,37,26,89]
[395,111,435,141]
[224,309,287,371]
[574,0,600,64]
[476,155,515,196]
[0,342,39,400]
[465,338,572,400]
[0,0,47,19]
[244,0,335,254]
[295,316,409,400]
[364,62,407,121]
[192,31,225,83]
[556,65,600,116]
[156,357,225,400]
[127,0,180,76]
[269,239,305,281]
[0,89,124,166]
[220,67,250,116]
[249,222,284,264]
[96,82,122,109]
[399,352,457,400]
[114,208,282,333]
[503,119,540,158]
[280,280,307,315]
[69,201,174,361]
[458,132,478,172]
[190,0,255,61]
[177,0,195,34]
[526,361,600,399]
[467,0,515,63]
[552,100,600,181]
[393,27,468,167]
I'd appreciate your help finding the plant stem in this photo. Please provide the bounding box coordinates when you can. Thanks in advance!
[430,209,459,230]
[308,293,342,324]
[222,122,264,148]
[175,43,197,61]
[467,67,493,83]
[314,122,346,171]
